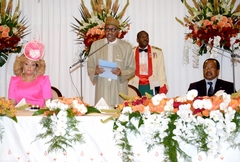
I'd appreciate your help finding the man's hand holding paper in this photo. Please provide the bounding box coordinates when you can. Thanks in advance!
[95,65,105,75]
[111,67,121,76]
[98,59,118,80]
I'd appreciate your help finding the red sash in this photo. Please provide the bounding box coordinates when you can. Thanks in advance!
[135,45,152,85]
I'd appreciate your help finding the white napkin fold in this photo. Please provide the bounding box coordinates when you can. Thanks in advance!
[15,98,27,107]
[95,97,109,110]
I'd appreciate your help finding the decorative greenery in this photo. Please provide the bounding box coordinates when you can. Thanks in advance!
[110,90,240,162]
[71,0,130,60]
[176,0,240,56]
[0,0,29,67]
[0,97,17,142]
[33,97,101,153]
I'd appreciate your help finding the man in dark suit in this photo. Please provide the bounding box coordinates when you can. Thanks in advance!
[188,58,235,96]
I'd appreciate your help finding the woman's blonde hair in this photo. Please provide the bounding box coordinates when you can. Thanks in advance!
[13,54,46,76]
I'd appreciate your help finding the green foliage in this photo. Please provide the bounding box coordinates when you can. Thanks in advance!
[116,130,134,162]
[146,131,160,151]
[161,113,191,162]
[33,115,84,153]
[162,113,178,162]
[0,0,29,67]
[113,112,144,161]
[71,0,130,58]
[194,125,209,152]
[229,113,240,150]
[129,111,144,128]
[31,98,92,154]
[32,108,48,116]
[86,106,101,114]
[232,113,240,133]
[176,0,240,56]
[9,116,17,123]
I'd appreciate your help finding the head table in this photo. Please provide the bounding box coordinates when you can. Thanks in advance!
[0,110,239,162]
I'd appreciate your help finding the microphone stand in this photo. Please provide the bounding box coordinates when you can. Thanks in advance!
[79,54,86,101]
[70,51,87,101]
[230,50,240,92]
[210,44,240,92]
[70,41,109,101]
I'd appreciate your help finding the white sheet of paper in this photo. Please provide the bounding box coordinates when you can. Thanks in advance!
[15,98,27,107]
[98,59,117,80]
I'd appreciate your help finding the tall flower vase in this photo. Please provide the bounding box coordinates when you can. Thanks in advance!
[0,53,16,97]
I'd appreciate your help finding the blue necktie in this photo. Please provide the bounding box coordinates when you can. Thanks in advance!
[207,82,214,96]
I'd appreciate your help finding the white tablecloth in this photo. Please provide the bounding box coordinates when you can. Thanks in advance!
[0,110,240,162]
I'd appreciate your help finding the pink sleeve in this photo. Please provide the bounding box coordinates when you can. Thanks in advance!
[41,75,52,99]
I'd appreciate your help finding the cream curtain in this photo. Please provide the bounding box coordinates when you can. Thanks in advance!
[0,0,239,106]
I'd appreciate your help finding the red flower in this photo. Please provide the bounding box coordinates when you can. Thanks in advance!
[72,0,130,57]
[177,0,240,55]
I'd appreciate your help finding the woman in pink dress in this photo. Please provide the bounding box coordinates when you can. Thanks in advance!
[8,40,52,108]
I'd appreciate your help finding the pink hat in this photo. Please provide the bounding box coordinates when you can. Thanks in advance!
[24,40,45,61]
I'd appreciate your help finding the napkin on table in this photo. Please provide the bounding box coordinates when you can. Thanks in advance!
[15,98,29,109]
[15,98,27,107]
[95,97,109,110]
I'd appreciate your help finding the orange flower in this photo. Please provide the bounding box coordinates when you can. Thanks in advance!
[0,97,16,118]
[3,26,10,33]
[221,16,228,23]
[58,97,85,105]
[0,26,4,31]
[228,99,240,110]
[202,109,210,117]
[95,28,102,35]
[173,108,178,113]
[210,96,223,111]
[0,0,28,66]
[72,0,130,57]
[196,112,202,117]
[203,19,213,27]
[132,105,145,113]
[2,31,9,37]
[118,104,125,111]
[72,108,84,116]
[217,21,226,28]
[211,16,217,22]
[177,0,240,55]
[148,100,166,113]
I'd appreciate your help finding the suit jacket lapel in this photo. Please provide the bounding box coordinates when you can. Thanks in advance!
[200,80,207,96]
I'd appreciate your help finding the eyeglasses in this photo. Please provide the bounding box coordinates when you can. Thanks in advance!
[105,28,118,32]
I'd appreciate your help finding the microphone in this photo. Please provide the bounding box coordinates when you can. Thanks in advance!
[69,58,85,69]
[88,41,109,58]
[69,41,109,68]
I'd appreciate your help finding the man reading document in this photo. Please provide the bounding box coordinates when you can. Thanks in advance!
[87,16,135,107]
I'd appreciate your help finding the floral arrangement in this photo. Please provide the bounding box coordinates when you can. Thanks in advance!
[0,0,29,67]
[111,90,240,162]
[33,97,100,153]
[71,0,130,59]
[176,0,240,64]
[0,97,17,142]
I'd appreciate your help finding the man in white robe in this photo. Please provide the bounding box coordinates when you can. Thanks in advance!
[87,16,135,107]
